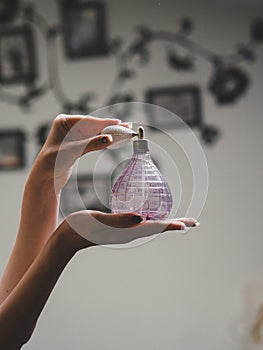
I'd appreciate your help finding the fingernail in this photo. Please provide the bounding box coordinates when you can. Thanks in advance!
[192,222,200,227]
[101,135,113,144]
[125,122,133,128]
[180,223,186,230]
[132,215,143,224]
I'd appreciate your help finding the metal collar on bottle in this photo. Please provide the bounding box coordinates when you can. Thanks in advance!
[133,139,149,152]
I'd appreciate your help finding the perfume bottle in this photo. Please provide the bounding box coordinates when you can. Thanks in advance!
[110,126,173,220]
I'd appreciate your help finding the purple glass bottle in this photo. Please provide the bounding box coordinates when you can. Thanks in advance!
[110,127,173,220]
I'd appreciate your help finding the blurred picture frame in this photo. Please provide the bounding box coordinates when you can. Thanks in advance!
[145,85,202,129]
[60,0,109,59]
[36,123,51,147]
[60,174,110,216]
[0,0,19,22]
[0,130,26,170]
[0,25,37,84]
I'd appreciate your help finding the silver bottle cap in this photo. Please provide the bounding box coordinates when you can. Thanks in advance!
[133,139,149,152]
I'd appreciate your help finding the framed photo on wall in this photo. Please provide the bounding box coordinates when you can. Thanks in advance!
[60,174,110,216]
[0,0,19,22]
[0,25,37,84]
[36,123,51,147]
[0,130,26,170]
[145,85,202,129]
[60,1,109,59]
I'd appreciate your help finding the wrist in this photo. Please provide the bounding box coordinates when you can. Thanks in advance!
[30,145,73,194]
[51,223,79,259]
[32,146,58,180]
[26,146,63,194]
[55,219,95,255]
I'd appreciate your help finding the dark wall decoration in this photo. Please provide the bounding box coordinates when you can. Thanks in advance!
[0,0,262,146]
[60,1,108,59]
[60,174,110,215]
[0,24,37,84]
[0,129,26,170]
[145,85,202,128]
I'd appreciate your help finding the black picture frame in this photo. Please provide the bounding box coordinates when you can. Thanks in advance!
[0,0,19,22]
[36,123,51,147]
[60,174,110,216]
[0,25,37,84]
[60,1,109,59]
[145,85,202,129]
[0,130,26,170]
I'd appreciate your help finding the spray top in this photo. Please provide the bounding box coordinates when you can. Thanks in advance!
[101,123,149,152]
[101,124,138,149]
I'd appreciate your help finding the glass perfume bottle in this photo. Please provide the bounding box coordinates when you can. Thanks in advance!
[110,127,173,220]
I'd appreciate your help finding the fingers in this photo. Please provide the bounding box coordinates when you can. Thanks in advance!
[138,220,187,234]
[176,217,200,227]
[90,213,197,231]
[56,114,122,128]
[65,211,199,246]
[121,218,198,243]
[57,114,122,136]
[157,218,200,232]
[52,114,122,143]
[90,211,144,228]
[161,220,187,231]
[99,118,123,129]
[119,123,132,129]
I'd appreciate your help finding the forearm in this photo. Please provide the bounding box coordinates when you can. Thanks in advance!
[0,223,78,349]
[0,150,60,303]
[20,150,60,245]
[0,116,120,302]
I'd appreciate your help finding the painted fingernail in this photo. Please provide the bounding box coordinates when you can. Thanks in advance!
[101,137,108,144]
[132,215,143,224]
[101,135,113,144]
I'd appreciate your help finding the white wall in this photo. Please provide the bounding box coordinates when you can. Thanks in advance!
[0,0,263,349]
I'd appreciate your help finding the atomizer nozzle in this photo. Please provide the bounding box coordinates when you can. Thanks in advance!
[133,126,149,152]
[137,126,144,139]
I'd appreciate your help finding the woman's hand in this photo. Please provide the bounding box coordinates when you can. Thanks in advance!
[0,115,124,306]
[59,211,199,252]
[0,210,198,349]
[34,114,123,190]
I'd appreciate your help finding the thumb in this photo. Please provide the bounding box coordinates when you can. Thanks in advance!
[65,210,145,246]
[91,211,144,228]
[72,134,114,155]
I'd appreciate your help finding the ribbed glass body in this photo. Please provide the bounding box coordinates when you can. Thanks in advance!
[110,151,173,220]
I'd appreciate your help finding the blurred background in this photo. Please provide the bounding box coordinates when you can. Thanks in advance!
[0,0,263,349]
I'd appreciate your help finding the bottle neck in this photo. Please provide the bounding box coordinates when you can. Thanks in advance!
[133,139,149,153]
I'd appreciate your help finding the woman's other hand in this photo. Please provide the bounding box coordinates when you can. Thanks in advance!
[59,210,199,252]
[34,114,123,190]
